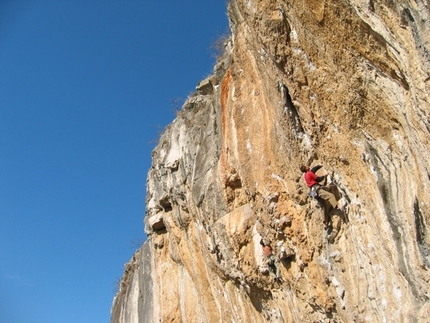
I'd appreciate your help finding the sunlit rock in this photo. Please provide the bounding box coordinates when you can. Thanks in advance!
[111,0,430,322]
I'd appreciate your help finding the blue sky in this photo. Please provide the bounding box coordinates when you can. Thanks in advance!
[0,1,229,322]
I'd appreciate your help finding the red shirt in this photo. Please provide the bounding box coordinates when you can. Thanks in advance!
[262,245,273,257]
[304,171,318,187]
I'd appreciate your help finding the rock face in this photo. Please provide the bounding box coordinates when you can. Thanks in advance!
[111,0,430,322]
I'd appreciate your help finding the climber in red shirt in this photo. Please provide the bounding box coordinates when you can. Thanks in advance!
[260,239,281,281]
[300,164,342,228]
[302,165,325,188]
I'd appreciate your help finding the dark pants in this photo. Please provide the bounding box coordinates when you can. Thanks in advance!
[267,254,280,278]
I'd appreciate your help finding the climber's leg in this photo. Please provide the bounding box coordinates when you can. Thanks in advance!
[318,188,338,209]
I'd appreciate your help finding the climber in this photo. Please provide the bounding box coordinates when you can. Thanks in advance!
[260,239,281,281]
[300,164,342,229]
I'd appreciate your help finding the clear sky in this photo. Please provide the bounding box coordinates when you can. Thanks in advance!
[0,1,229,322]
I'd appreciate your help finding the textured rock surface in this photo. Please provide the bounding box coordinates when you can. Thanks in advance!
[111,0,430,322]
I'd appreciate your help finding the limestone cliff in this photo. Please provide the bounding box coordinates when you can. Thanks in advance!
[110,0,430,322]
